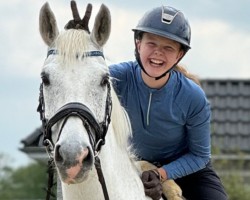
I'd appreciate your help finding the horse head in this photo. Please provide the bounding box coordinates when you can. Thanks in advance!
[38,1,111,185]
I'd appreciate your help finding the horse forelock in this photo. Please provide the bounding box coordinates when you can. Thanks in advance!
[54,29,91,65]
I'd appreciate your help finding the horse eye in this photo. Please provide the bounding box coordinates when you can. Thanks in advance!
[41,72,50,86]
[100,74,109,87]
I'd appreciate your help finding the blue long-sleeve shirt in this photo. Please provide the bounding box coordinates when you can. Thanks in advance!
[109,61,211,180]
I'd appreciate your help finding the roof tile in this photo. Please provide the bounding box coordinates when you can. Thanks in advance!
[202,79,250,152]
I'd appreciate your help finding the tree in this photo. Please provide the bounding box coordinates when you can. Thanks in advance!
[0,153,49,200]
[0,153,14,199]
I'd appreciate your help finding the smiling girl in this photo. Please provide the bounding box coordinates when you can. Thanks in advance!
[109,5,228,200]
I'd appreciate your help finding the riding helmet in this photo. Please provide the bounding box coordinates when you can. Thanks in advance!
[133,6,191,51]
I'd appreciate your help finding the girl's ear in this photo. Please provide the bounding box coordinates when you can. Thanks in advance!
[136,39,141,52]
[177,49,185,60]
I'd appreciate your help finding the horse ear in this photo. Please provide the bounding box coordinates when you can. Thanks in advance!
[91,4,111,47]
[39,2,59,46]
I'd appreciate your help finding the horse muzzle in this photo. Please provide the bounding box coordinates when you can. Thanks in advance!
[54,141,94,184]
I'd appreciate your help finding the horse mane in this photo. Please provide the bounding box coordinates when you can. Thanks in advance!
[54,29,89,65]
[110,88,132,150]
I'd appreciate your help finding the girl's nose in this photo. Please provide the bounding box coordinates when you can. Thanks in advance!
[154,48,164,55]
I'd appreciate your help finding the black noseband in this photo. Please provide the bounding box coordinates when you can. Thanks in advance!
[44,102,103,152]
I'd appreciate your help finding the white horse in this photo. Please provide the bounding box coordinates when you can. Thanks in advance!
[38,1,183,200]
[38,2,150,200]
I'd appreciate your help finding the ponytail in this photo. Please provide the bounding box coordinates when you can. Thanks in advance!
[173,65,201,86]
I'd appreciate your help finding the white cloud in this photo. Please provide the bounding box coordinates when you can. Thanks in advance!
[0,1,137,78]
[182,19,250,78]
[104,6,139,63]
[1,1,249,79]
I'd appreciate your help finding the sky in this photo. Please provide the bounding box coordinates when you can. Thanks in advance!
[0,0,249,168]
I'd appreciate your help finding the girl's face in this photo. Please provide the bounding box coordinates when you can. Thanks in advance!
[137,33,184,79]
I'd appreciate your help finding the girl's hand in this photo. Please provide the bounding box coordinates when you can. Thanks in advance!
[141,170,163,200]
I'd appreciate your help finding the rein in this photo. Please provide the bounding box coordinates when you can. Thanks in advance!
[37,49,112,200]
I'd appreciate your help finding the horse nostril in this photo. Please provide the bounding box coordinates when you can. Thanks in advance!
[55,145,63,162]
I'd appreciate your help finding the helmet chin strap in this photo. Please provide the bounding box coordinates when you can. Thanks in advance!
[134,45,186,81]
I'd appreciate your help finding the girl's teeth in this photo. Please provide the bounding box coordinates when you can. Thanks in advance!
[151,59,163,64]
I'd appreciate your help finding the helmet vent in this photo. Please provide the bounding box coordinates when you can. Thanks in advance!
[161,6,179,24]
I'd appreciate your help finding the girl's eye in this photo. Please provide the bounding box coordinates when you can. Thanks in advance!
[147,42,155,46]
[164,46,175,51]
[41,72,50,86]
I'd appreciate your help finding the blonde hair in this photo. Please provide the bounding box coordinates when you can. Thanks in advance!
[173,64,201,86]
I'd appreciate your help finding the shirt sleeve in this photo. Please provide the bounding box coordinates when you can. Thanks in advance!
[109,62,131,95]
[163,87,211,180]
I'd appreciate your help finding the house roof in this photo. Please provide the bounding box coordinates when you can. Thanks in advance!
[201,79,250,153]
[20,79,250,155]
[19,126,47,163]
[20,127,44,147]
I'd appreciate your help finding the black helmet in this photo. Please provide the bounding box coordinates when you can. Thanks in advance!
[133,6,191,51]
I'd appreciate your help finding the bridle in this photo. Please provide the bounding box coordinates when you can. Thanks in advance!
[37,49,112,200]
